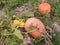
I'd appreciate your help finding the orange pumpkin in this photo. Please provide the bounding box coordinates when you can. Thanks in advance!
[24,17,45,38]
[38,3,51,14]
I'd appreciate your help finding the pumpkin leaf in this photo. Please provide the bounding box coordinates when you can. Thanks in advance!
[13,29,23,40]
[25,12,34,17]
[6,38,14,45]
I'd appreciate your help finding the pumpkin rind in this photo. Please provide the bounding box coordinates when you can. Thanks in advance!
[38,3,51,14]
[24,17,45,38]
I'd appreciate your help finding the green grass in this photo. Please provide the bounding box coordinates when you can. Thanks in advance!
[52,33,60,45]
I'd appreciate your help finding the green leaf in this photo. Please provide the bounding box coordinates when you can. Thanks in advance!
[13,29,23,40]
[55,9,60,16]
[35,36,44,45]
[6,38,14,45]
[1,29,10,35]
[25,12,34,17]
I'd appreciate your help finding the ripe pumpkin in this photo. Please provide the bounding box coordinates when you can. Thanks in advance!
[38,3,51,14]
[24,17,45,38]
